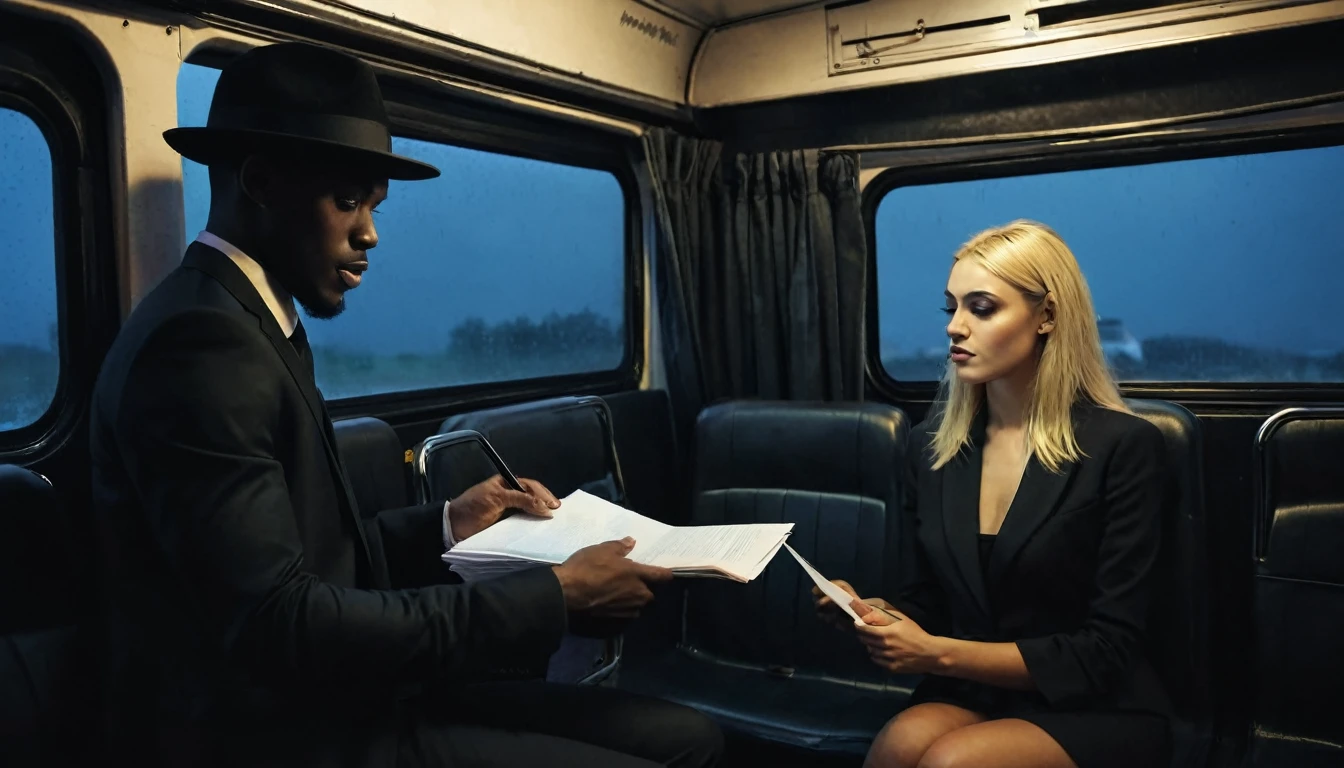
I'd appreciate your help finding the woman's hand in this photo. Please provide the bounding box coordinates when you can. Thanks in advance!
[812,580,897,631]
[851,601,946,675]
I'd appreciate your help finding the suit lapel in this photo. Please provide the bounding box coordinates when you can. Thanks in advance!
[985,410,1084,590]
[182,244,373,569]
[941,444,993,620]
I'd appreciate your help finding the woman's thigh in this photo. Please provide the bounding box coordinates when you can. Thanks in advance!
[865,703,987,768]
[917,719,1077,768]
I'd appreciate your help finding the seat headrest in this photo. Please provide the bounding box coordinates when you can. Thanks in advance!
[333,416,408,518]
[1125,398,1205,507]
[1258,410,1344,583]
[0,465,76,632]
[1127,399,1198,460]
[693,401,909,496]
[439,396,622,500]
[0,463,54,509]
[1260,411,1344,511]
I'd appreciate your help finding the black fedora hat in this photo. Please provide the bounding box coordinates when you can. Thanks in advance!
[164,42,439,181]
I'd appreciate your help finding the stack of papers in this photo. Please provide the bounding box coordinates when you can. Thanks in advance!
[443,490,794,583]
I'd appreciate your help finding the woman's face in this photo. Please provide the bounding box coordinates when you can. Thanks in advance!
[943,259,1050,386]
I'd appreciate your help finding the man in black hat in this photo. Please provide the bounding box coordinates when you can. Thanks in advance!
[89,42,722,768]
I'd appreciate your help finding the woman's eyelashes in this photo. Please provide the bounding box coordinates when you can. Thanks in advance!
[941,302,997,318]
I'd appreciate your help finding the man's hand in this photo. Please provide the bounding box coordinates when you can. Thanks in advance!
[552,538,673,619]
[448,475,560,541]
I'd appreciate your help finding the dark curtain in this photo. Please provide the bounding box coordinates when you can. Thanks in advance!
[642,127,867,436]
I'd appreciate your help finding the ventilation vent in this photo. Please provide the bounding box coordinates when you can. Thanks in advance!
[1032,0,1226,27]
[827,0,1015,74]
[825,0,1332,77]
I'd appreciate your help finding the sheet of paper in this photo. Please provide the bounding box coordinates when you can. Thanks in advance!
[452,490,671,564]
[633,523,794,577]
[445,490,795,583]
[785,544,862,623]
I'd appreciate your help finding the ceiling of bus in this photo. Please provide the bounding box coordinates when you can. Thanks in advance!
[193,0,1344,115]
[653,0,820,26]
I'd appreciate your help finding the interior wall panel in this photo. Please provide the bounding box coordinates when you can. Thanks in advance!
[330,0,702,104]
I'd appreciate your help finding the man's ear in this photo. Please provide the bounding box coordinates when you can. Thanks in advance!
[1038,293,1057,335]
[237,155,271,210]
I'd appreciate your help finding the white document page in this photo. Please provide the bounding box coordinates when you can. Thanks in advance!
[445,490,794,582]
[450,490,671,564]
[785,544,863,623]
[634,524,794,581]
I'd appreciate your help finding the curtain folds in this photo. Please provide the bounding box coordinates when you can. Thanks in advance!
[643,127,867,434]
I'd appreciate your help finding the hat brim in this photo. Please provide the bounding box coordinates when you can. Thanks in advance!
[163,127,441,181]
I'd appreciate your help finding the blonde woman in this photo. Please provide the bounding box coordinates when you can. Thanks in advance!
[817,221,1172,768]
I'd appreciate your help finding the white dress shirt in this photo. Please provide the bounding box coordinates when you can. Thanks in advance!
[194,231,458,551]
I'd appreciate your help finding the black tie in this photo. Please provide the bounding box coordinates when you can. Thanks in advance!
[286,319,366,567]
[289,320,314,376]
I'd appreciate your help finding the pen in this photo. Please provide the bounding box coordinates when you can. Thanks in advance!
[873,605,903,622]
[492,453,526,493]
[496,459,525,493]
[474,433,526,492]
[467,433,529,492]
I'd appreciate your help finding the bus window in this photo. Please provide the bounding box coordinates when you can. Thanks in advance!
[874,145,1344,384]
[0,107,58,432]
[177,62,628,400]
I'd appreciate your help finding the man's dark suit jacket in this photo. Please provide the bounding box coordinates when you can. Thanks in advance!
[894,401,1173,717]
[89,243,568,767]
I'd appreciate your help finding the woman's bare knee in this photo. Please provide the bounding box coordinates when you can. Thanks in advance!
[916,719,1076,768]
[917,734,975,768]
[864,722,924,768]
[864,704,985,768]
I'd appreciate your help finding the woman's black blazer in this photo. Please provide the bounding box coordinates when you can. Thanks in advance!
[895,402,1173,716]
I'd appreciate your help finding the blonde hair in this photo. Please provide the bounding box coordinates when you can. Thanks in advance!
[929,220,1128,473]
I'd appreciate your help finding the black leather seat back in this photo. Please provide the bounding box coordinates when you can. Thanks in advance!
[435,396,628,685]
[0,465,92,764]
[334,416,410,519]
[683,401,910,683]
[1124,399,1212,763]
[438,396,624,503]
[1250,409,1344,763]
[0,466,77,633]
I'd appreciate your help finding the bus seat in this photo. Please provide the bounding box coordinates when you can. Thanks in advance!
[603,389,685,525]
[618,400,913,757]
[334,416,410,519]
[434,395,627,685]
[1249,409,1344,767]
[438,395,624,504]
[0,465,95,764]
[1125,399,1214,767]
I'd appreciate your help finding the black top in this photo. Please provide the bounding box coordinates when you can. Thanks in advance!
[977,533,996,575]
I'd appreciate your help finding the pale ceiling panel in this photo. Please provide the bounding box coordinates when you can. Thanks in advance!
[652,0,822,26]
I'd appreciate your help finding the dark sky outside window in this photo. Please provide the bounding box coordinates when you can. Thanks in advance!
[875,147,1344,382]
[6,62,1344,430]
[177,63,629,399]
[1,107,57,431]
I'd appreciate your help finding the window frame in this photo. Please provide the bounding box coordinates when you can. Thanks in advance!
[177,55,644,421]
[0,45,110,458]
[863,120,1344,405]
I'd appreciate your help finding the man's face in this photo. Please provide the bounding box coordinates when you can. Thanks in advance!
[247,156,389,318]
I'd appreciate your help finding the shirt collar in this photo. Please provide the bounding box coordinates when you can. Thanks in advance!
[195,230,299,338]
